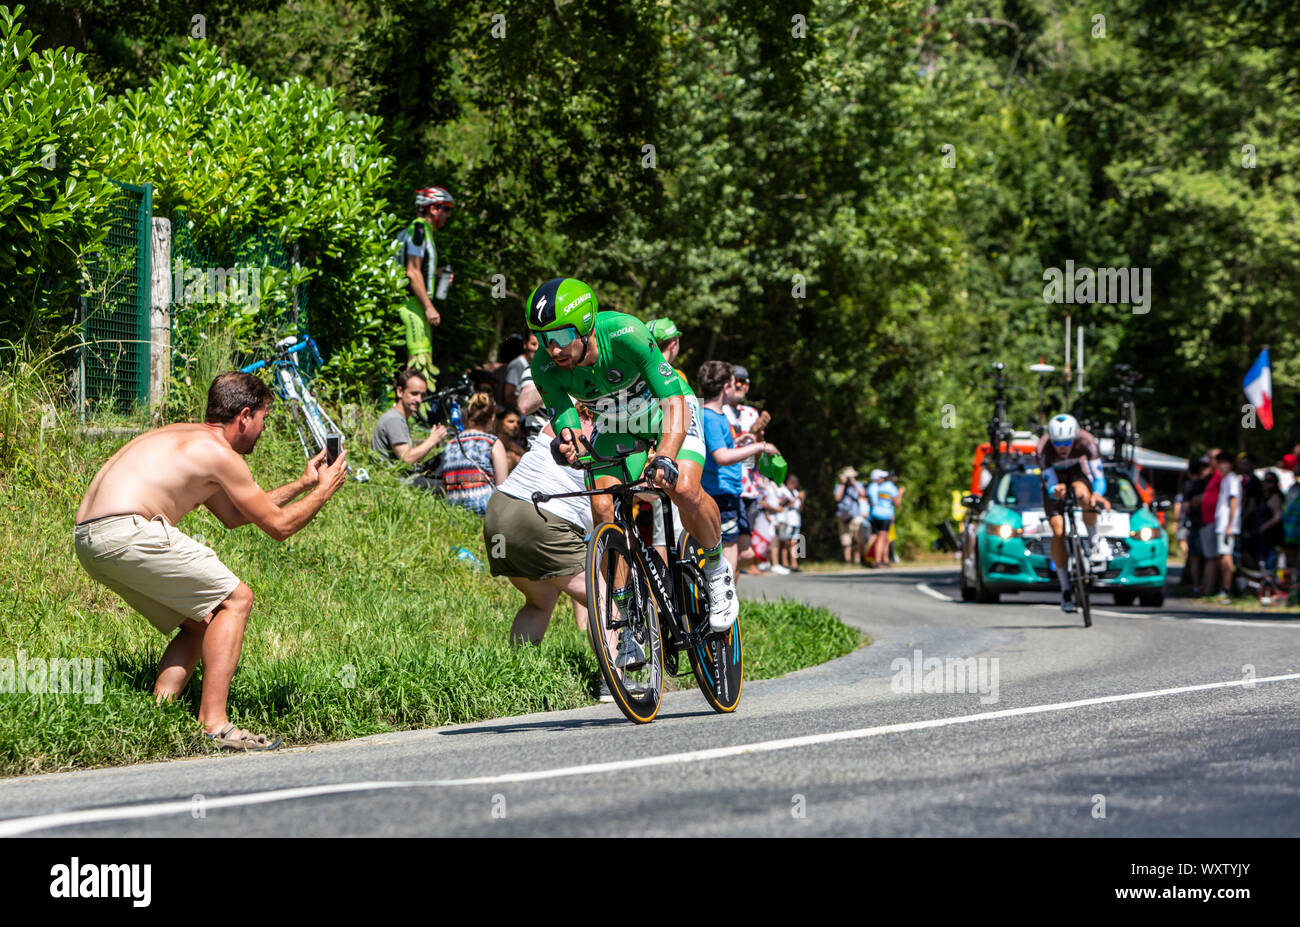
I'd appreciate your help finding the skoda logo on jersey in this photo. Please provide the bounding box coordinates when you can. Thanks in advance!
[605,369,624,384]
[610,326,633,337]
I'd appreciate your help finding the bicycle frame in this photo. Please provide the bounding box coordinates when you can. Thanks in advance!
[240,336,368,482]
[532,442,710,651]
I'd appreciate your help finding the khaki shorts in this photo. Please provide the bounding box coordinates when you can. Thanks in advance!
[75,514,240,635]
[483,492,587,580]
[840,515,867,548]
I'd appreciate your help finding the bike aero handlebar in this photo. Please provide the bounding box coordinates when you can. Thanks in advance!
[239,336,320,374]
[560,429,648,468]
[530,433,656,517]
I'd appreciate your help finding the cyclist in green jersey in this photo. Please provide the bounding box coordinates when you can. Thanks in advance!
[526,278,739,643]
[396,186,454,378]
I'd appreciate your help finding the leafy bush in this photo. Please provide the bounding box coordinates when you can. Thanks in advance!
[98,44,404,397]
[0,4,117,348]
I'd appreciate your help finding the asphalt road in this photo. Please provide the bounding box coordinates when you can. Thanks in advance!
[2,566,1298,836]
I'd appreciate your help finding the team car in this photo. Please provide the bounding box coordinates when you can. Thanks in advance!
[959,462,1168,607]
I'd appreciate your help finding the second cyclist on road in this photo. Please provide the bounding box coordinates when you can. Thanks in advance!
[1038,413,1112,613]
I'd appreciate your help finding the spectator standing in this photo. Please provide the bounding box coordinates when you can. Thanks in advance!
[1283,456,1300,587]
[725,365,771,573]
[777,474,804,571]
[1181,456,1211,592]
[1236,455,1263,554]
[1249,471,1286,571]
[698,361,779,575]
[370,368,449,491]
[866,469,901,567]
[395,186,454,378]
[503,332,538,409]
[1208,451,1242,602]
[835,467,866,563]
[436,392,508,516]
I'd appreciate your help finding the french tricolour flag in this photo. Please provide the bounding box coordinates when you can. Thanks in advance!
[1243,348,1273,431]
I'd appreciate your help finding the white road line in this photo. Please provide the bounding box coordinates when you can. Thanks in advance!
[916,582,956,602]
[911,580,1299,628]
[1031,602,1300,628]
[4,672,1298,837]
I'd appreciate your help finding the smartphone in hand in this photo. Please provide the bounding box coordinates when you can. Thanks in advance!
[325,433,342,465]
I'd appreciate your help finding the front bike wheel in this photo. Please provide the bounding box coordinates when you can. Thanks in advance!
[1069,533,1092,628]
[587,522,664,723]
[677,532,744,713]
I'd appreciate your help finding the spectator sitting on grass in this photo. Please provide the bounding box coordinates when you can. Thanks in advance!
[496,407,528,473]
[74,372,349,752]
[436,391,508,516]
[370,368,449,491]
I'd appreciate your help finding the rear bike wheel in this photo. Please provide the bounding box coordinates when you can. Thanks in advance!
[677,531,743,713]
[1069,531,1092,628]
[587,522,664,723]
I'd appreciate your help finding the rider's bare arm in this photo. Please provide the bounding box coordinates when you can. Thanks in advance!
[213,445,347,541]
[654,395,687,460]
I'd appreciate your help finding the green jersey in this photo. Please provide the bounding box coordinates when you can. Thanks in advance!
[531,311,690,437]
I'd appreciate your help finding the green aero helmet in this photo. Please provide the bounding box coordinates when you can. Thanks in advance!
[646,318,680,344]
[525,277,598,337]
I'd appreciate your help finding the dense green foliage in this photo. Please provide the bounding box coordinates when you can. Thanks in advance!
[5,0,1299,556]
[0,5,115,346]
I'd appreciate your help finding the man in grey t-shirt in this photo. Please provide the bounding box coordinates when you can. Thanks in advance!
[371,369,447,474]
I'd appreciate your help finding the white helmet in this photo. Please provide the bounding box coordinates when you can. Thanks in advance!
[1048,413,1079,446]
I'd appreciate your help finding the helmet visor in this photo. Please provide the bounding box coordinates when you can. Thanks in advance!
[538,325,582,349]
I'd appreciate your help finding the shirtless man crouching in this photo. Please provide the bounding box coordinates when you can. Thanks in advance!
[74,372,348,751]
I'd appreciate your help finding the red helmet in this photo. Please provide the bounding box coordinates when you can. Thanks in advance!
[415,186,455,208]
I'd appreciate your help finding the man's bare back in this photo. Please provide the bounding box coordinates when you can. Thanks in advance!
[76,424,244,526]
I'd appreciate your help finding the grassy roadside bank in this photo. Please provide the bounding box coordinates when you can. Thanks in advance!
[1,403,865,777]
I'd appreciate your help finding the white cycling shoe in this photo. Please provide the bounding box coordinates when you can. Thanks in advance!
[706,562,740,632]
[615,629,646,669]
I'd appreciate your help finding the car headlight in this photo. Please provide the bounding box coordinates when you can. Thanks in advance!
[1130,526,1156,542]
[986,523,1021,539]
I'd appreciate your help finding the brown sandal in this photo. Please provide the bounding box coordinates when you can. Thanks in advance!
[204,723,283,752]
